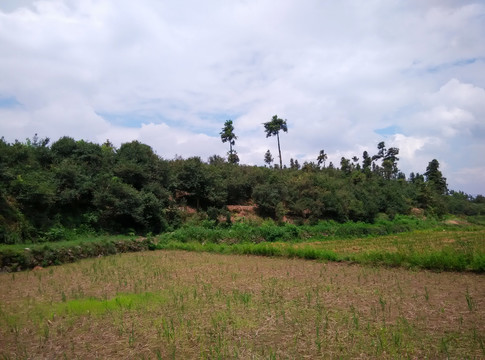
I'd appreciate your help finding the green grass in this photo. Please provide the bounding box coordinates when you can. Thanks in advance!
[1,216,484,273]
[155,227,485,272]
[53,292,169,316]
[159,215,449,244]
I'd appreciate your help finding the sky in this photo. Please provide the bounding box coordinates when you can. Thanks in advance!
[0,0,484,195]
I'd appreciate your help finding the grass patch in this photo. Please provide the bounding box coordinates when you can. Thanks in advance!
[1,216,483,273]
[159,215,447,244]
[52,292,169,317]
[155,227,485,272]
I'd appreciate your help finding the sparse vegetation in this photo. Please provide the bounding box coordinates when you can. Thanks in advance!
[1,251,484,359]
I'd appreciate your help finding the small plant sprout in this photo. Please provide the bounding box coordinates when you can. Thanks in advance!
[465,288,475,311]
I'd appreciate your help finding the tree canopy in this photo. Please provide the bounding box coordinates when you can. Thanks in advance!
[0,135,482,244]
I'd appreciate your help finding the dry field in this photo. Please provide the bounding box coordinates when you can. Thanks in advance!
[1,250,484,359]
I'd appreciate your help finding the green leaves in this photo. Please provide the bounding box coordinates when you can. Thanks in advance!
[0,134,482,243]
[220,120,239,164]
[263,115,288,170]
[263,115,288,138]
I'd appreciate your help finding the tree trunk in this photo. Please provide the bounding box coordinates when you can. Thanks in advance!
[277,133,282,170]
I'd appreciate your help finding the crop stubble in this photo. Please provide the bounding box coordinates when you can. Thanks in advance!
[0,250,484,359]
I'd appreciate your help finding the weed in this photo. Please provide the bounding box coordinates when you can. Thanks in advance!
[232,290,251,307]
[379,296,386,313]
[465,288,475,311]
[155,349,162,360]
[440,336,450,356]
[128,322,135,347]
[350,305,359,330]
[161,317,175,342]
[315,325,322,353]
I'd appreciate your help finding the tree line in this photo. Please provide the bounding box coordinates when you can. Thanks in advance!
[0,127,483,243]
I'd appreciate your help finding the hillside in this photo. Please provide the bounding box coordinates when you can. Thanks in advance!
[1,135,484,243]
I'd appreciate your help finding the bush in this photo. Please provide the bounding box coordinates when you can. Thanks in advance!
[0,226,22,245]
[0,248,29,270]
[42,225,74,242]
[0,237,155,272]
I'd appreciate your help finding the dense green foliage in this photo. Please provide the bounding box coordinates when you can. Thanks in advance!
[0,135,483,243]
[0,236,154,271]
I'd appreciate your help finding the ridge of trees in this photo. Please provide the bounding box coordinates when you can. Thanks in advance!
[0,134,483,243]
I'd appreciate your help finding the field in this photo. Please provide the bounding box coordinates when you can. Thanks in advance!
[1,247,485,359]
[156,226,485,272]
[2,216,484,272]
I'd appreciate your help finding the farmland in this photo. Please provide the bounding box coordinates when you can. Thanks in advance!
[155,223,485,272]
[1,241,485,358]
[2,216,485,273]
[1,218,484,358]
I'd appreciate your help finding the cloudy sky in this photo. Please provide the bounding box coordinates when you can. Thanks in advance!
[1,0,484,195]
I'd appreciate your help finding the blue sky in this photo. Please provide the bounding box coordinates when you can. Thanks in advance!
[0,0,484,195]
[0,96,21,108]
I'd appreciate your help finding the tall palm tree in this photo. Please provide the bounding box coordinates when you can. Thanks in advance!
[220,120,239,164]
[263,115,288,170]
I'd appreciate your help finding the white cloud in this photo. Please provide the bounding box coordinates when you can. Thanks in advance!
[136,122,223,160]
[424,78,485,113]
[389,134,442,177]
[0,0,484,194]
[411,105,476,138]
[453,167,485,196]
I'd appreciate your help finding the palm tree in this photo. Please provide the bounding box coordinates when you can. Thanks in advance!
[220,120,238,164]
[263,115,288,170]
[317,149,328,169]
